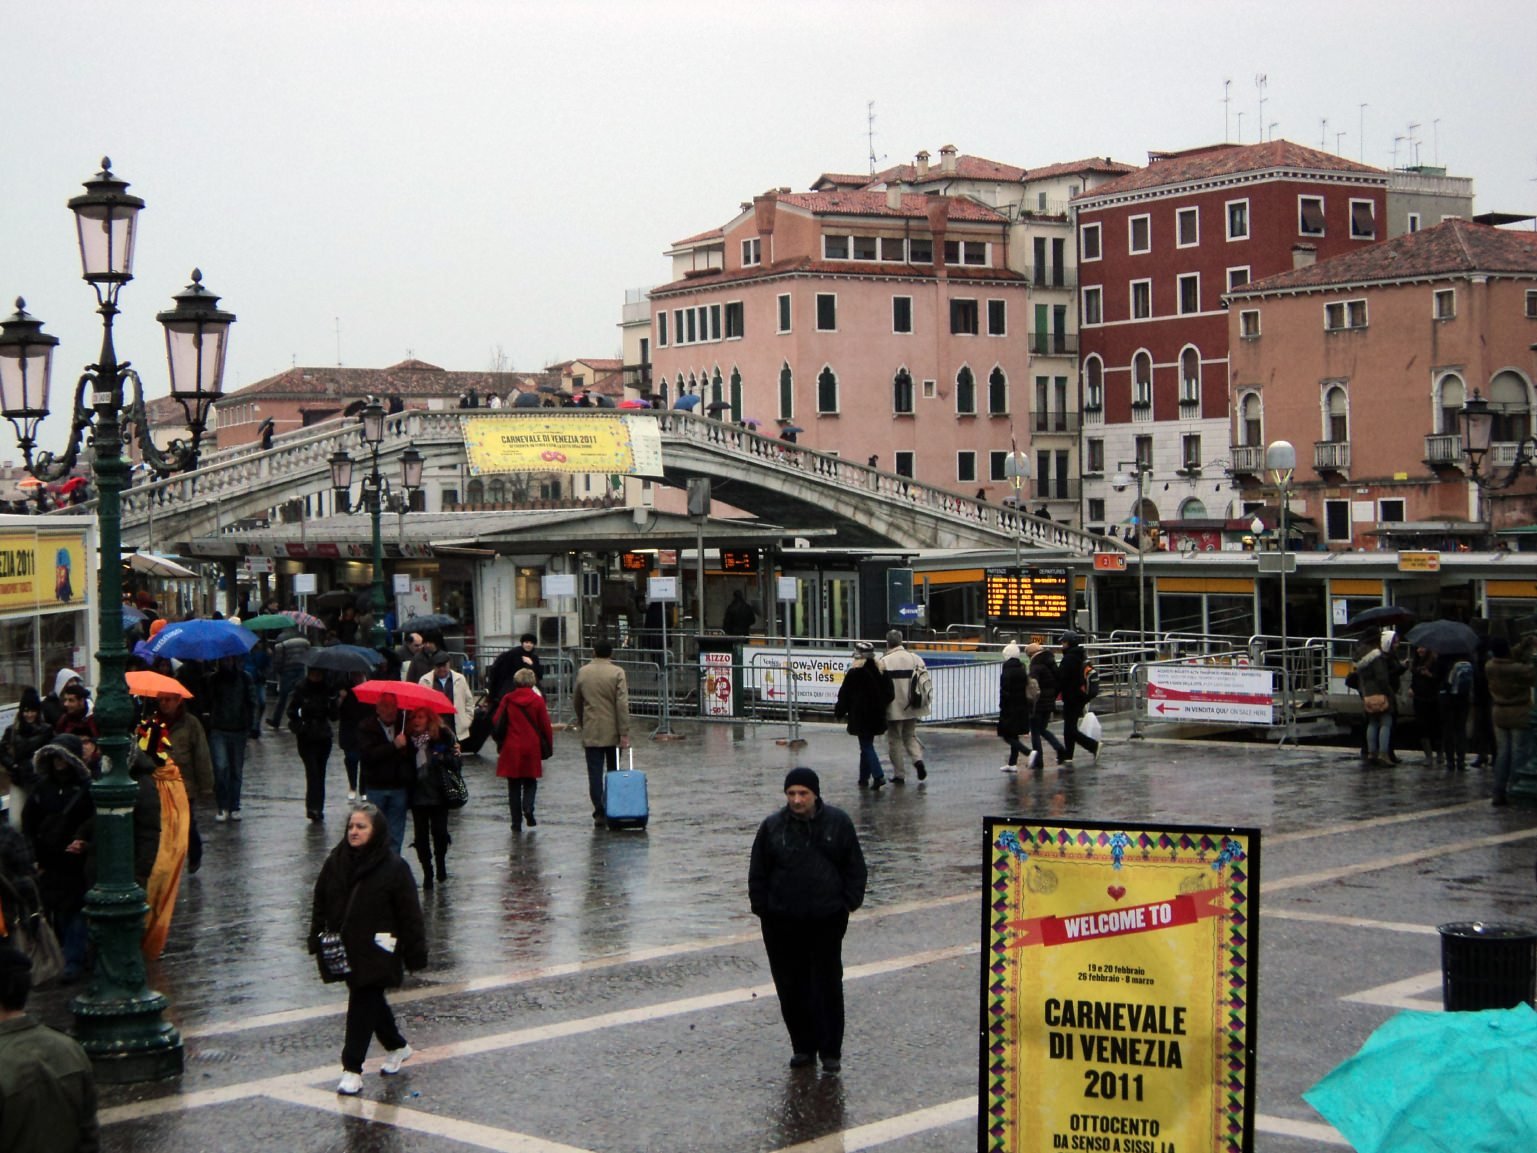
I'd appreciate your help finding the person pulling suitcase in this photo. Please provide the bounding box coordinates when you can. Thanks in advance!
[573,641,631,827]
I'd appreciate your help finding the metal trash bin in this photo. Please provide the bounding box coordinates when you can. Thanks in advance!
[1438,921,1537,1011]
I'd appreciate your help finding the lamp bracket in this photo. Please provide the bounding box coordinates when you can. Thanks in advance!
[12,371,95,482]
[124,367,208,476]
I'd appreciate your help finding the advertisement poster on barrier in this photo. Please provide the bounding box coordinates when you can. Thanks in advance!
[744,647,852,708]
[980,818,1259,1153]
[1145,664,1274,726]
[700,650,734,717]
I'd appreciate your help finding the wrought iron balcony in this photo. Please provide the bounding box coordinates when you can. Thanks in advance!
[1031,411,1081,436]
[1028,332,1079,356]
[622,363,652,392]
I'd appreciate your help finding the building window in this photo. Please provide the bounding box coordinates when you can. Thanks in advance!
[816,293,837,331]
[742,237,761,266]
[1180,348,1201,406]
[922,379,937,399]
[778,362,793,420]
[1131,279,1151,320]
[724,301,744,339]
[1324,499,1350,541]
[817,366,838,413]
[989,451,1009,481]
[893,369,914,414]
[944,240,988,265]
[1436,373,1466,434]
[1227,267,1250,292]
[1086,438,1104,473]
[955,366,976,415]
[1489,370,1533,442]
[1407,212,1421,233]
[987,299,1007,336]
[1181,434,1202,471]
[1299,196,1326,236]
[950,299,979,335]
[1132,352,1152,408]
[881,237,906,262]
[1088,497,1106,522]
[894,451,914,478]
[893,296,913,334]
[1240,309,1261,338]
[1226,199,1250,240]
[685,309,697,343]
[1323,384,1349,442]
[1433,289,1455,320]
[1239,392,1262,446]
[988,367,1008,415]
[1082,286,1102,325]
[1081,222,1102,261]
[1379,498,1405,523]
[909,238,933,264]
[1134,434,1153,471]
[1128,214,1151,254]
[853,236,878,261]
[1526,290,1537,318]
[1325,299,1368,331]
[957,451,977,483]
[777,293,791,333]
[1178,273,1200,315]
[823,235,849,259]
[708,304,722,341]
[1349,199,1376,240]
[657,312,669,347]
[1176,206,1199,247]
[1084,357,1104,410]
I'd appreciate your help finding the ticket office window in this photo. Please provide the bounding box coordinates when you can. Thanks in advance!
[0,611,87,705]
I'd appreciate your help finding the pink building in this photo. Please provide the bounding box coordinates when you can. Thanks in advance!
[1226,219,1537,548]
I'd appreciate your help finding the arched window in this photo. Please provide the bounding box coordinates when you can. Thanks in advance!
[817,365,839,414]
[1239,392,1263,446]
[487,478,507,504]
[711,367,723,406]
[1084,356,1104,410]
[1179,347,1201,408]
[1323,384,1348,443]
[466,478,485,504]
[988,366,1008,415]
[893,368,914,414]
[1436,372,1465,435]
[955,365,976,414]
[729,367,742,417]
[1488,370,1532,443]
[778,362,793,420]
[1179,497,1208,519]
[1132,352,1152,407]
[687,371,697,395]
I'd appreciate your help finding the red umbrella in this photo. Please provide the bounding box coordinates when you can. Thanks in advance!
[57,476,88,494]
[350,679,455,714]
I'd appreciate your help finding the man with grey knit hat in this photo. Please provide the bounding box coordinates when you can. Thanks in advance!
[748,767,866,1074]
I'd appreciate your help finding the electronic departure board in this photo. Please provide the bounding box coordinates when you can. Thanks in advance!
[720,549,757,573]
[619,552,651,572]
[985,567,1071,624]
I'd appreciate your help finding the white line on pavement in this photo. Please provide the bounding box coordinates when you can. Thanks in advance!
[1261,826,1537,893]
[770,1095,976,1152]
[1341,969,1444,1012]
[1262,907,1440,936]
[1265,800,1487,844]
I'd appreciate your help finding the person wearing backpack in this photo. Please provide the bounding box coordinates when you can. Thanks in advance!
[1439,652,1474,772]
[1025,643,1069,769]
[880,631,929,784]
[1057,632,1101,764]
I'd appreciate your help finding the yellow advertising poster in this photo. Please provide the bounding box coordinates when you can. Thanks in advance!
[981,819,1259,1153]
[460,413,664,477]
[0,530,90,612]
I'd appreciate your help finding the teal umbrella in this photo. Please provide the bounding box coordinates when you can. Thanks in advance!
[1304,1004,1537,1151]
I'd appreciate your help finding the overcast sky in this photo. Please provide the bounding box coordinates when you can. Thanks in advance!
[3,1,1532,451]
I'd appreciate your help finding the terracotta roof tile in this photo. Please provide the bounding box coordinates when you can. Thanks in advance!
[1232,218,1537,295]
[777,189,1007,222]
[670,226,725,247]
[215,363,558,406]
[872,155,1029,184]
[1076,140,1385,200]
[1022,156,1139,182]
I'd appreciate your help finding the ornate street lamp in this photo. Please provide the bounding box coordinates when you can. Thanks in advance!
[1002,449,1031,573]
[330,399,422,650]
[1266,439,1297,743]
[0,160,234,1082]
[1111,461,1153,659]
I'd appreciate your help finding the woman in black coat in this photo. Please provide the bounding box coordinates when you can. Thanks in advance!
[833,642,894,788]
[1026,643,1069,767]
[996,644,1032,772]
[288,668,339,823]
[1057,633,1101,764]
[309,802,428,1096]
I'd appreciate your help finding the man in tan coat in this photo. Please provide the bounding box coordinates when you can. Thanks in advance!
[573,641,631,825]
[881,630,929,783]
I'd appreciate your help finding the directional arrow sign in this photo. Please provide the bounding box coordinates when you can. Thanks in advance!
[1145,664,1274,725]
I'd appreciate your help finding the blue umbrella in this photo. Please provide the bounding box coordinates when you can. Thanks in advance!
[672,394,701,410]
[146,619,258,661]
[122,604,147,627]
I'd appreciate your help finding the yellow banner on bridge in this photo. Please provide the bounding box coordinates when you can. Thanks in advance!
[461,414,664,477]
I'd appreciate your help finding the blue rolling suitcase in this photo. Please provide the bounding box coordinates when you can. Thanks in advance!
[604,748,649,830]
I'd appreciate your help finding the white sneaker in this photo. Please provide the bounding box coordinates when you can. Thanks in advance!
[231,810,242,822]
[337,1071,363,1095]
[215,810,227,823]
[347,790,357,801]
[1027,751,1041,770]
[999,763,1019,773]
[380,1044,413,1074]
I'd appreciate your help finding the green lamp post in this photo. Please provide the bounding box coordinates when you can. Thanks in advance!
[0,160,234,1081]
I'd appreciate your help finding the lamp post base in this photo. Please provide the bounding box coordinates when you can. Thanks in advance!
[72,990,184,1083]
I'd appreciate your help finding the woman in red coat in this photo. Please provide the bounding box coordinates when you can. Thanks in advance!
[494,669,552,831]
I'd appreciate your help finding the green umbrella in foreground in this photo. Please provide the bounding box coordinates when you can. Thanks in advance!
[1304,1003,1537,1152]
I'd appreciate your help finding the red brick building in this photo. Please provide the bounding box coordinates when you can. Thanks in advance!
[1226,219,1537,547]
[1073,141,1388,534]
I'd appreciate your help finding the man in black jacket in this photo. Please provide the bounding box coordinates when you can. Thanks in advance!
[748,767,866,1074]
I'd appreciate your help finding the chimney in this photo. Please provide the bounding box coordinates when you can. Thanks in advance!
[915,150,930,179]
[1291,243,1317,269]
[939,144,958,175]
[926,196,949,277]
[753,192,778,236]
[886,186,902,211]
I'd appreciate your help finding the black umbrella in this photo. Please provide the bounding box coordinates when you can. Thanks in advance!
[513,391,543,408]
[1345,605,1417,633]
[705,400,732,414]
[400,613,459,634]
[303,646,379,674]
[1405,619,1479,655]
[311,589,356,609]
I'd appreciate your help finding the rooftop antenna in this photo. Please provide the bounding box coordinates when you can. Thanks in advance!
[1432,118,1441,166]
[1408,121,1421,168]
[335,317,342,367]
[1392,135,1406,170]
[1236,110,1244,144]
[866,101,886,177]
[1320,117,1328,150]
[1255,73,1268,143]
[1269,121,1279,144]
[1359,103,1368,162]
[1223,79,1232,143]
[1335,129,1347,155]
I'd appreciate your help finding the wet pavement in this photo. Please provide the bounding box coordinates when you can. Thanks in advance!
[29,715,1537,1152]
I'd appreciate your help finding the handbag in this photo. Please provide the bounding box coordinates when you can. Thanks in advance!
[316,930,351,980]
[440,754,469,809]
[1363,692,1391,715]
[515,701,554,759]
[13,914,66,988]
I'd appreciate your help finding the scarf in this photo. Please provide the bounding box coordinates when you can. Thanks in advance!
[141,760,190,960]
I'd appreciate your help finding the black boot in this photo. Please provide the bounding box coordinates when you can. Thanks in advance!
[435,855,448,882]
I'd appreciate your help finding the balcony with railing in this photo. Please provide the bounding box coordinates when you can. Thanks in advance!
[1029,332,1079,356]
[1424,431,1464,468]
[1033,477,1082,502]
[1313,440,1351,473]
[1031,411,1081,437]
[1230,444,1266,474]
[1024,266,1077,291]
[622,363,653,393]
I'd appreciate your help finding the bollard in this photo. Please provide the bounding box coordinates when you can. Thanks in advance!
[1438,921,1537,1011]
